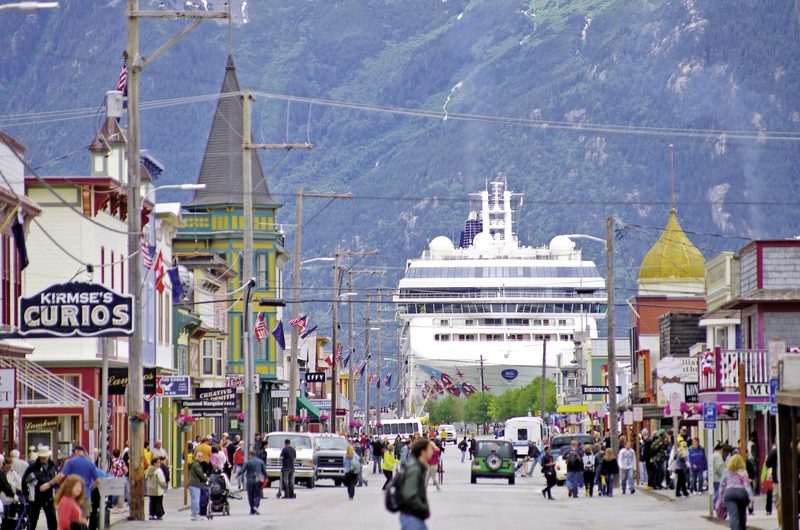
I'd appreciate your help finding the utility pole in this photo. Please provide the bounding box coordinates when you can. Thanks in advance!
[376,294,383,428]
[606,216,619,455]
[125,3,227,520]
[241,90,257,453]
[330,250,341,434]
[364,296,371,436]
[540,338,548,421]
[347,271,355,428]
[288,190,349,432]
[479,355,485,394]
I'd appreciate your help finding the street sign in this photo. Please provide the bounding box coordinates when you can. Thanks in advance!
[271,389,300,399]
[770,378,778,415]
[0,368,16,408]
[305,372,326,383]
[156,375,192,398]
[98,477,126,497]
[703,402,717,429]
[623,410,633,425]
[309,399,331,409]
[17,282,134,338]
[581,385,622,395]
[633,406,643,422]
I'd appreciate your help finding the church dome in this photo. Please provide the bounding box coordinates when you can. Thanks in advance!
[639,209,705,282]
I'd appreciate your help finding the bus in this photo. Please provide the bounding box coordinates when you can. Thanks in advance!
[372,417,424,439]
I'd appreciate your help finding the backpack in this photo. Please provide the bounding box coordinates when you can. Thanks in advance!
[530,445,541,459]
[384,464,407,513]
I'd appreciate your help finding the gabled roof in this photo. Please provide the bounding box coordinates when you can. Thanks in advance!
[188,55,280,208]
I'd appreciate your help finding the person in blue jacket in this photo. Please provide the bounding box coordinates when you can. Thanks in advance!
[688,437,708,494]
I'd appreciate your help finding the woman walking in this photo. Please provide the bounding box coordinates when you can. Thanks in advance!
[674,440,690,498]
[582,445,595,497]
[343,443,361,500]
[716,454,754,530]
[145,457,167,520]
[382,444,398,490]
[55,475,86,530]
[599,448,619,497]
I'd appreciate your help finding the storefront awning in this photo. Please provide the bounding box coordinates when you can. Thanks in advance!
[557,404,589,413]
[297,395,321,422]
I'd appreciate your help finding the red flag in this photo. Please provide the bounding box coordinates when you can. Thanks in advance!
[153,250,166,293]
[254,313,268,342]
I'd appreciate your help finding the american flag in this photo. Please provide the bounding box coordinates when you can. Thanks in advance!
[289,314,308,328]
[254,313,268,342]
[117,56,128,94]
[141,235,152,269]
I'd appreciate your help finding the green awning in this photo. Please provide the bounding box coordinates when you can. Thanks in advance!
[297,395,321,422]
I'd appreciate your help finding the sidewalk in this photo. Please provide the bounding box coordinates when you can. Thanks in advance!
[640,485,778,530]
[107,487,189,527]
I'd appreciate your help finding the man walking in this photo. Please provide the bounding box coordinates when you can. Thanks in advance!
[618,440,636,495]
[237,450,268,515]
[399,439,432,530]
[372,436,384,475]
[21,446,58,530]
[563,440,584,498]
[279,439,296,499]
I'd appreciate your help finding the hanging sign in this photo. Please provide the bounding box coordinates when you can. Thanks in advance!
[107,367,156,395]
[183,387,236,409]
[17,283,133,338]
[0,368,16,408]
[156,375,192,398]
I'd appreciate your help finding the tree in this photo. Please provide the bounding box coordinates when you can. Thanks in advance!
[427,394,463,425]
[464,392,493,430]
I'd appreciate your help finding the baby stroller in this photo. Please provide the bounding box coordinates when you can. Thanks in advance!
[2,498,30,530]
[206,472,231,517]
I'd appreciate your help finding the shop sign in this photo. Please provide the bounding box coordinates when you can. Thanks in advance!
[17,283,133,338]
[23,417,59,431]
[500,369,519,381]
[684,383,699,403]
[156,375,191,398]
[0,368,15,408]
[107,367,156,395]
[183,387,236,409]
[581,385,622,395]
[191,409,226,418]
[680,357,698,383]
[305,372,326,383]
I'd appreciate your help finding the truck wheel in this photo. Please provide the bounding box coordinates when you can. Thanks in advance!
[509,476,515,485]
[307,477,315,489]
[470,474,477,484]
[334,479,343,487]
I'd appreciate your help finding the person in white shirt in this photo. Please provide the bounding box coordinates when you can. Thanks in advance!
[618,440,637,495]
[151,440,168,462]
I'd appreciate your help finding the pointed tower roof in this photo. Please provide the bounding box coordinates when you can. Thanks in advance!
[188,55,279,208]
[639,209,705,282]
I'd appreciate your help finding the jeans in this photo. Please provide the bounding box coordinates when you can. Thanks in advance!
[689,469,701,492]
[526,459,538,477]
[281,470,295,498]
[726,499,748,530]
[639,461,648,485]
[425,465,440,490]
[566,471,583,497]
[621,468,635,493]
[399,513,428,530]
[460,450,466,463]
[382,470,393,490]
[372,455,382,474]
[604,474,616,497]
[713,481,721,505]
[189,486,201,518]
[246,481,262,511]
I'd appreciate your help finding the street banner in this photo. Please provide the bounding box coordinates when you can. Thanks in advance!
[0,368,15,408]
[17,282,133,337]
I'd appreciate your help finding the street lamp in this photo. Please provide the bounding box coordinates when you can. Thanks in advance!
[0,2,59,10]
[143,183,205,201]
[300,257,335,265]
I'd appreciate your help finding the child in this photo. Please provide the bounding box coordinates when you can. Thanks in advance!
[582,445,596,497]
[599,448,619,497]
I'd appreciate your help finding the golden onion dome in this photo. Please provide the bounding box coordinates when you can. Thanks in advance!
[639,209,705,281]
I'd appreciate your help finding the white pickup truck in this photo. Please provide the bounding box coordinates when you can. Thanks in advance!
[264,432,317,488]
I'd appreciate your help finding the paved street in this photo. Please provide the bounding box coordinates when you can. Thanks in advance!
[108,446,732,530]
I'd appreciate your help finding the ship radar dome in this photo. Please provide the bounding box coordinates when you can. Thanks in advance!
[472,232,493,251]
[549,235,575,257]
[429,235,454,253]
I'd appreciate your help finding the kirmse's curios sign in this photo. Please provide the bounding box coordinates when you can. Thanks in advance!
[19,283,134,337]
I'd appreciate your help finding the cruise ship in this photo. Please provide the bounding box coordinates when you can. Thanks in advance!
[394,181,607,415]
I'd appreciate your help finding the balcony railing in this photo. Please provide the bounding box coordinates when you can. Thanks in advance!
[698,347,769,393]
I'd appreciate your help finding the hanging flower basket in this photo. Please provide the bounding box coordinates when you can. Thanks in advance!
[319,414,329,422]
[236,412,245,421]
[130,412,150,424]
[349,420,362,429]
[287,414,300,423]
[375,422,383,429]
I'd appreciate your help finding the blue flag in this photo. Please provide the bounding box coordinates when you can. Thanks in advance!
[342,351,351,368]
[358,360,367,378]
[300,323,318,339]
[167,267,183,304]
[271,320,285,350]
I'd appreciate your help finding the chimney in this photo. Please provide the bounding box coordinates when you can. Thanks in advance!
[106,90,124,120]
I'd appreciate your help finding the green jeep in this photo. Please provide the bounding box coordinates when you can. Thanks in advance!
[470,440,515,485]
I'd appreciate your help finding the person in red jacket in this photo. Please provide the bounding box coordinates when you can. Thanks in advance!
[55,475,86,530]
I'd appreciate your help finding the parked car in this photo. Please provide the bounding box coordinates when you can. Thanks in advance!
[439,424,457,444]
[550,433,594,484]
[313,433,348,486]
[470,440,515,485]
[264,432,317,488]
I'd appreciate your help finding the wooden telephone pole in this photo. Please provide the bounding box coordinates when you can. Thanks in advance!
[125,2,226,520]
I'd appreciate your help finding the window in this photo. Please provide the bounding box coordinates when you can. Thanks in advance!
[202,339,214,375]
[100,246,105,284]
[483,334,503,342]
[438,319,450,326]
[558,319,567,326]
[508,334,528,341]
[484,318,502,326]
[256,252,268,289]
[535,334,544,341]
[517,428,528,441]
[457,334,477,342]
[110,251,115,290]
[434,334,451,342]
[464,319,474,326]
[215,341,224,376]
[533,319,542,326]
[560,334,570,341]
[507,318,530,326]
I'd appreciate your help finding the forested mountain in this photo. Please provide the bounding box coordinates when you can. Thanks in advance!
[3,0,800,296]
